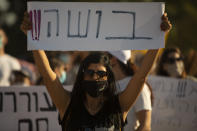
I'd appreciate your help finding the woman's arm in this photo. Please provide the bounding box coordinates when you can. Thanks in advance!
[33,51,70,119]
[119,13,171,116]
[21,12,70,119]
[119,49,159,113]
[135,110,152,131]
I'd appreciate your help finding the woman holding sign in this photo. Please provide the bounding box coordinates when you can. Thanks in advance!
[21,12,171,131]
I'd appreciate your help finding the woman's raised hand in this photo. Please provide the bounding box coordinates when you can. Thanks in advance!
[20,12,32,35]
[160,13,172,32]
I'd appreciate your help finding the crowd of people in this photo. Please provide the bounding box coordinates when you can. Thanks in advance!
[0,11,196,131]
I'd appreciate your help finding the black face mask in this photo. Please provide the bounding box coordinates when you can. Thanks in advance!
[82,80,108,98]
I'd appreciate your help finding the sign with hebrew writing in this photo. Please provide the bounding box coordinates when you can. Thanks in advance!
[148,76,197,131]
[27,2,165,51]
[0,86,61,131]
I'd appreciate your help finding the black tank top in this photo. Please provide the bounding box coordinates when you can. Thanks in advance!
[59,95,125,131]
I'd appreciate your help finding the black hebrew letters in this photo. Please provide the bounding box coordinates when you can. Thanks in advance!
[105,11,152,40]
[32,92,39,112]
[0,91,56,112]
[18,118,49,131]
[176,80,187,98]
[44,9,59,37]
[5,92,17,112]
[95,10,102,38]
[0,92,2,112]
[40,93,56,112]
[30,9,153,40]
[36,118,48,131]
[20,92,31,112]
[18,119,33,131]
[67,9,91,38]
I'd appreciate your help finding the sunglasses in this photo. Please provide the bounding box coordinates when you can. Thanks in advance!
[84,69,107,78]
[166,57,183,64]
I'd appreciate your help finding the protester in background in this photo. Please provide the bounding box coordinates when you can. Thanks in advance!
[63,51,90,85]
[185,49,197,78]
[156,47,197,82]
[50,58,67,84]
[0,28,21,86]
[58,51,77,85]
[18,59,37,85]
[156,47,186,78]
[36,57,66,85]
[10,69,31,86]
[46,51,87,85]
[21,12,171,130]
[108,50,153,131]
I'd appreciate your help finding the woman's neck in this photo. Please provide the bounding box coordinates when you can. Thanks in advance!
[85,94,104,115]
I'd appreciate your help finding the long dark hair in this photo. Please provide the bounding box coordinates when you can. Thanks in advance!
[157,47,186,78]
[70,52,117,108]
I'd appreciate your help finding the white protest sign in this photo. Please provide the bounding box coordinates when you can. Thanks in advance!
[0,86,62,131]
[27,2,165,51]
[148,76,197,131]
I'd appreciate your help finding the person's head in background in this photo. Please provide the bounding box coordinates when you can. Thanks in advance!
[157,47,186,78]
[59,51,90,85]
[49,58,67,84]
[10,69,31,86]
[108,50,137,80]
[0,28,8,55]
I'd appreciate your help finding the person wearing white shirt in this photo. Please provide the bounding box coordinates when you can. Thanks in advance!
[108,51,152,131]
[0,28,21,86]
